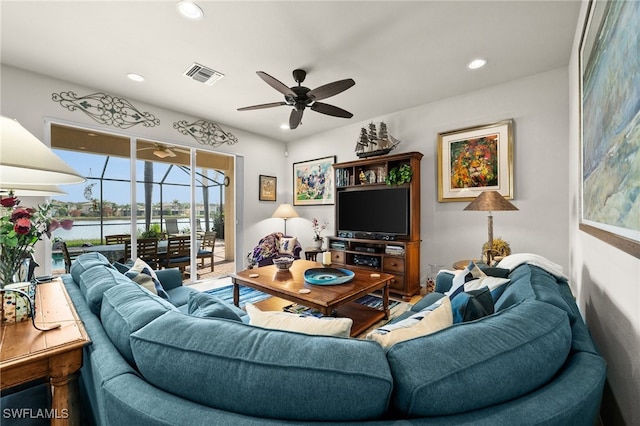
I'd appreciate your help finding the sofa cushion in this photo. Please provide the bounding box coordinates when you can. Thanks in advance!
[387,300,571,417]
[100,281,178,366]
[131,311,392,421]
[70,251,113,283]
[366,297,452,348]
[79,265,132,316]
[450,287,494,323]
[245,303,353,337]
[188,292,243,322]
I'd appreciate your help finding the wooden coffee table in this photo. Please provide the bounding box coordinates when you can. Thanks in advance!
[231,260,394,337]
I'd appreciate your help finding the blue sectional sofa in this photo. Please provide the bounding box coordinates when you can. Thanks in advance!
[59,252,605,425]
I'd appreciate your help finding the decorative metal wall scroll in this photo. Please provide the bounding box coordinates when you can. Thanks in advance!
[51,91,160,128]
[173,119,238,147]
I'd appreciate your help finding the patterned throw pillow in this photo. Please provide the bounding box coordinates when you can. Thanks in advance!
[447,261,486,299]
[464,276,511,302]
[125,258,169,299]
[278,236,298,255]
[450,287,494,323]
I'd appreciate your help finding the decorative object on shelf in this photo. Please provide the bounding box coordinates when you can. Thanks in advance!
[481,237,511,264]
[311,218,328,249]
[359,170,367,184]
[51,91,160,128]
[354,121,401,158]
[293,156,336,206]
[271,204,299,235]
[385,163,412,185]
[437,119,514,202]
[259,175,277,201]
[464,190,518,266]
[579,0,640,259]
[173,119,239,147]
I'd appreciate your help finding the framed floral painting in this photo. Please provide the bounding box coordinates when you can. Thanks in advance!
[293,156,336,206]
[437,119,514,202]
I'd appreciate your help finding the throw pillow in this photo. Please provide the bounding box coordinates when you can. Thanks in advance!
[188,292,243,322]
[278,236,298,256]
[447,261,486,299]
[464,276,511,302]
[245,303,352,337]
[125,258,169,299]
[366,297,452,348]
[450,287,494,323]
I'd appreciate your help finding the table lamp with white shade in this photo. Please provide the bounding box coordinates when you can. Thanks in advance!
[271,203,299,235]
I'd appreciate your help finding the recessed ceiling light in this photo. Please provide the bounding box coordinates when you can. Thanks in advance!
[280,124,290,130]
[468,59,487,70]
[127,73,145,82]
[177,1,203,20]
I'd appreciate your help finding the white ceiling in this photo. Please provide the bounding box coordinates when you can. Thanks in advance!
[1,1,580,143]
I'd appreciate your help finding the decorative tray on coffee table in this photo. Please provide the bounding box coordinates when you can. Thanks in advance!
[303,268,355,285]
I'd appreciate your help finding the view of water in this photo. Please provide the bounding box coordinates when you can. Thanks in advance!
[53,218,192,242]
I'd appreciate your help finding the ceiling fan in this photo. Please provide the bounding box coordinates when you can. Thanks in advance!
[137,143,189,159]
[238,69,355,130]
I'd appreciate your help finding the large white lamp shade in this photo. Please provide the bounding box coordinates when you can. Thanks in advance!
[0,116,85,186]
[0,184,67,197]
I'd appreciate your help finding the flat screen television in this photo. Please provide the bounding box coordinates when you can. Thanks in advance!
[337,187,410,237]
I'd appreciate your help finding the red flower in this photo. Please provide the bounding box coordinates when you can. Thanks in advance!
[10,208,33,222]
[48,219,60,233]
[14,217,32,235]
[0,197,18,208]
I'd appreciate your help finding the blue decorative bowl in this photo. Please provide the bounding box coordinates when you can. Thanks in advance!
[304,268,355,285]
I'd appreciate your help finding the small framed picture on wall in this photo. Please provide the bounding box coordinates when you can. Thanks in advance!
[259,175,277,201]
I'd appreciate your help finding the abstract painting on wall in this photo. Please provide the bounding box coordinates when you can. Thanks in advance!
[580,0,640,257]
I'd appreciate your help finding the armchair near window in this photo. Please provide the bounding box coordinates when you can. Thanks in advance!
[250,232,302,267]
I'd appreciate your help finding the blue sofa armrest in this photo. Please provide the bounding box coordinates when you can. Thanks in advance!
[154,268,183,290]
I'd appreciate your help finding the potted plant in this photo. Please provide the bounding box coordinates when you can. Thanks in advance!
[311,218,328,249]
[385,163,413,185]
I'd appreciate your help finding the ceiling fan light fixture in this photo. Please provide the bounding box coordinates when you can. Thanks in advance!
[153,149,173,158]
[177,1,203,20]
[127,73,145,82]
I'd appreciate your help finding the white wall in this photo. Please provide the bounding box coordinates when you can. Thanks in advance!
[0,65,288,271]
[567,3,640,424]
[287,68,571,280]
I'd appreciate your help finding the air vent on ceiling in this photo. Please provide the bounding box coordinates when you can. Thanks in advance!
[183,62,224,86]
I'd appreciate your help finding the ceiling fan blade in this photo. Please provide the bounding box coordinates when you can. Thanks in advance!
[256,71,296,97]
[289,109,304,130]
[237,101,287,111]
[310,102,353,118]
[307,78,355,101]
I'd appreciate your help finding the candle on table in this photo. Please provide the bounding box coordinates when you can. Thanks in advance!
[322,251,331,265]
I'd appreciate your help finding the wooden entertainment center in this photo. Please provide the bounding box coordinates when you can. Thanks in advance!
[329,151,423,301]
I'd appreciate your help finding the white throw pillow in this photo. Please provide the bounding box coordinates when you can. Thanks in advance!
[245,303,352,337]
[464,276,510,292]
[366,297,453,348]
[447,261,486,299]
[125,258,169,299]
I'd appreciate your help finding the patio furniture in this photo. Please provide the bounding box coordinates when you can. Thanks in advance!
[105,234,131,245]
[165,218,181,236]
[124,238,159,269]
[159,235,191,273]
[197,231,216,272]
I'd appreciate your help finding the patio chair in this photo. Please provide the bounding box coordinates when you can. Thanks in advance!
[60,242,79,273]
[194,218,205,239]
[159,235,191,273]
[105,234,131,245]
[124,238,159,269]
[197,231,216,272]
[165,218,181,236]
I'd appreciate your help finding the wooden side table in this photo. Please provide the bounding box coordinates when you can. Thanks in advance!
[452,259,480,270]
[1,279,90,425]
[304,247,324,262]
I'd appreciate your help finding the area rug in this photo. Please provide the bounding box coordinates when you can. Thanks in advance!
[204,285,412,336]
